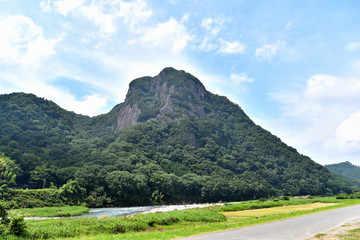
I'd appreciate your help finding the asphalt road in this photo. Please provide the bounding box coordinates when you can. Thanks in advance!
[177,204,360,240]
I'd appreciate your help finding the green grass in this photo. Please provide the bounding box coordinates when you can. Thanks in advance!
[2,209,225,239]
[3,197,360,240]
[8,206,90,217]
[314,233,326,238]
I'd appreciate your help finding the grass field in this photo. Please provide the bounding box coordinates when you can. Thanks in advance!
[8,206,90,217]
[3,197,360,239]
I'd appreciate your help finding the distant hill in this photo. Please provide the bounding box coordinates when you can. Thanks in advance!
[326,161,360,183]
[0,67,351,206]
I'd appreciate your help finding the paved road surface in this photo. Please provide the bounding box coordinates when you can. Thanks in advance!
[177,204,360,240]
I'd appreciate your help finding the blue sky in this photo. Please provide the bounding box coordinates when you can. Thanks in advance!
[1,0,360,165]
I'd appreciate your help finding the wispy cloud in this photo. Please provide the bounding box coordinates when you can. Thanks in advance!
[42,0,152,36]
[201,15,227,35]
[217,39,246,54]
[139,17,192,55]
[255,43,280,61]
[230,73,254,85]
[345,41,360,52]
[54,0,85,16]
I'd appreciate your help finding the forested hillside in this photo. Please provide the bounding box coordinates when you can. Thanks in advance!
[326,162,360,187]
[0,68,352,207]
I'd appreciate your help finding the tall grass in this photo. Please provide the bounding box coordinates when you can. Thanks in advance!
[8,206,90,217]
[8,209,225,239]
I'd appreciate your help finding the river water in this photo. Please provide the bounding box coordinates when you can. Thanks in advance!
[23,203,222,220]
[77,203,222,218]
[77,206,159,218]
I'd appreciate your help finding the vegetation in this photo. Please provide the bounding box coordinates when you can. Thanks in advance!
[335,192,360,199]
[326,161,360,189]
[3,209,225,239]
[0,203,27,237]
[219,198,318,212]
[339,227,360,240]
[326,161,360,181]
[0,197,359,239]
[0,68,353,207]
[8,206,89,218]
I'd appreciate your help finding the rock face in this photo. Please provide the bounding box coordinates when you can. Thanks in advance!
[116,103,141,130]
[116,67,209,130]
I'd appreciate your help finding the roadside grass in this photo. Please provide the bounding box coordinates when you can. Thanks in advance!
[218,197,343,212]
[310,223,360,240]
[8,206,90,217]
[344,228,360,239]
[3,197,360,240]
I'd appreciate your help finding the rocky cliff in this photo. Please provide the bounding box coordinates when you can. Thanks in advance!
[116,67,209,130]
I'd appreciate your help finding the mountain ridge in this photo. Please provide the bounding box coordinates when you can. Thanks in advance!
[0,67,353,206]
[326,161,360,185]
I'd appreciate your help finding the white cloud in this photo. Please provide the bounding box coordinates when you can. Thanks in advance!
[40,0,52,12]
[78,2,116,35]
[48,0,152,36]
[0,15,61,67]
[284,21,293,31]
[230,73,254,84]
[54,0,85,16]
[114,0,152,27]
[305,74,360,101]
[255,43,279,61]
[345,41,360,52]
[269,73,360,163]
[197,37,216,52]
[62,94,108,116]
[201,15,227,35]
[217,39,246,54]
[329,111,360,152]
[139,17,192,55]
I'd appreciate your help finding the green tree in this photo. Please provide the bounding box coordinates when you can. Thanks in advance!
[105,171,149,205]
[0,154,19,199]
[59,179,87,205]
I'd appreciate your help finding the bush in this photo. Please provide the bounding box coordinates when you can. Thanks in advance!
[273,198,279,202]
[336,193,348,199]
[0,224,8,236]
[0,202,27,237]
[281,196,290,201]
[0,203,9,225]
[9,216,26,236]
[353,192,360,199]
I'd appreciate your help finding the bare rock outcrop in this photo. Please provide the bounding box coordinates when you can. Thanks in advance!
[116,67,209,130]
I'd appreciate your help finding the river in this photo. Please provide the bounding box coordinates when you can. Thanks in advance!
[77,203,223,218]
[77,206,159,218]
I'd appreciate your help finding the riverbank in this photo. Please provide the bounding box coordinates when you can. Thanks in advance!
[4,197,360,240]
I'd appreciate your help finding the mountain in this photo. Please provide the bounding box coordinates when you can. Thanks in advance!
[326,162,360,186]
[117,67,209,130]
[0,68,351,206]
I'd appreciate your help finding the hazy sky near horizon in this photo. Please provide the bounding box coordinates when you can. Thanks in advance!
[0,0,360,165]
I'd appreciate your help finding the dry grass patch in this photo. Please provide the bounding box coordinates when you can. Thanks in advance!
[308,222,360,240]
[223,203,339,218]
